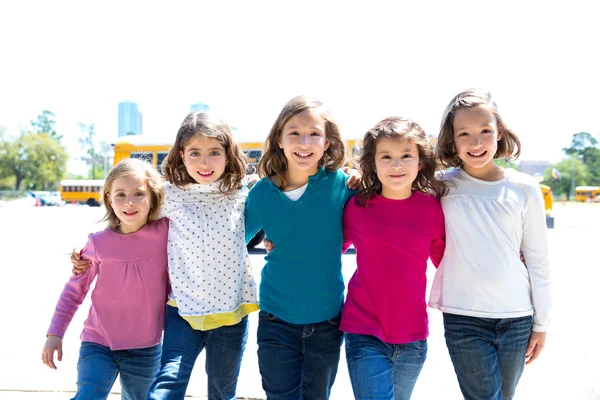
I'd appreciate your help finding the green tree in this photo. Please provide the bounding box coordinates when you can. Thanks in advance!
[495,159,520,171]
[31,110,62,142]
[78,123,103,180]
[562,132,600,185]
[0,132,68,190]
[543,156,590,200]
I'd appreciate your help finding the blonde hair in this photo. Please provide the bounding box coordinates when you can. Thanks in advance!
[101,158,164,230]
[162,112,247,196]
[437,88,521,168]
[257,95,346,188]
[356,117,447,207]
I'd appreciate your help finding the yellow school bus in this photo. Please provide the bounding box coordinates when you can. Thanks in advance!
[112,135,361,172]
[59,180,104,206]
[575,186,600,202]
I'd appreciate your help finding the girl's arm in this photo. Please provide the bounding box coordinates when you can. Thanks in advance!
[430,204,446,268]
[521,181,552,333]
[43,236,99,369]
[341,203,354,253]
[244,185,262,245]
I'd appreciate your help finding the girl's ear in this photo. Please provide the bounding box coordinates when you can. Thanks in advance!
[324,137,330,151]
[179,150,186,165]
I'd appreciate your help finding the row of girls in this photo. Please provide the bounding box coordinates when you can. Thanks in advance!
[42,89,551,400]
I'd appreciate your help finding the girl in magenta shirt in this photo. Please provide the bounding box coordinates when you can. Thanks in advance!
[41,158,169,400]
[341,117,447,400]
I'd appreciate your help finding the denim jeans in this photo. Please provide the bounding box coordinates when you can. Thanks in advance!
[74,341,161,400]
[345,333,427,400]
[443,313,533,400]
[257,310,344,400]
[147,305,248,400]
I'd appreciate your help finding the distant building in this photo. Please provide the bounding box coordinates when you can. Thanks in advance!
[190,102,210,113]
[518,160,551,177]
[118,101,143,137]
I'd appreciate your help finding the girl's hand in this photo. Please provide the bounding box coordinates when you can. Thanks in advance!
[344,167,362,190]
[264,239,274,253]
[42,335,63,370]
[525,331,546,365]
[71,248,91,275]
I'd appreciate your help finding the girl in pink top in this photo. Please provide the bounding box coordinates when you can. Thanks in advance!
[41,158,169,400]
[341,117,447,400]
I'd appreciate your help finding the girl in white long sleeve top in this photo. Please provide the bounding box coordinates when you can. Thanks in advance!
[429,89,551,400]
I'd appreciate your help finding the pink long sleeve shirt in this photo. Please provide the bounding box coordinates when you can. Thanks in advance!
[340,193,445,344]
[46,218,169,350]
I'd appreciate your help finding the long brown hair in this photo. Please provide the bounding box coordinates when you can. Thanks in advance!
[257,95,346,188]
[356,117,447,207]
[101,158,164,230]
[437,88,521,168]
[162,112,247,196]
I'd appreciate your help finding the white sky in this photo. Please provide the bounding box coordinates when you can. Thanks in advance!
[1,0,599,174]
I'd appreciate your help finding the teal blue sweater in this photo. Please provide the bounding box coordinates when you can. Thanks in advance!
[245,168,355,324]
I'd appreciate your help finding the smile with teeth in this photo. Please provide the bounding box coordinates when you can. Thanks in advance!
[294,151,313,158]
[123,210,138,216]
[468,151,487,158]
[197,171,214,177]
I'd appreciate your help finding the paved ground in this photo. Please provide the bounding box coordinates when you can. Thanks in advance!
[0,201,599,399]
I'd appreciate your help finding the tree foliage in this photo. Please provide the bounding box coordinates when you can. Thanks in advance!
[543,156,590,200]
[78,123,104,180]
[31,110,62,142]
[562,132,600,184]
[0,132,68,190]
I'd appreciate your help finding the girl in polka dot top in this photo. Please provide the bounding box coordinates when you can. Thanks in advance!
[149,112,259,399]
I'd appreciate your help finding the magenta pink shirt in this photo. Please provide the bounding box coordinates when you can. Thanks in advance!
[47,218,169,350]
[340,193,445,344]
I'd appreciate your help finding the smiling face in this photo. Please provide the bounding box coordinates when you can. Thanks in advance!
[278,110,330,181]
[375,137,421,200]
[180,136,227,185]
[108,173,151,234]
[453,106,503,180]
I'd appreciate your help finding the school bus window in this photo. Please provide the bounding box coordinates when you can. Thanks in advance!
[131,152,153,165]
[157,152,168,172]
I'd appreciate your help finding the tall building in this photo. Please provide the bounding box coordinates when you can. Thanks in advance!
[118,101,143,137]
[190,102,210,113]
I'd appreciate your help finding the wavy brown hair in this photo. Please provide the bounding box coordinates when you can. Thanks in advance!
[101,158,164,230]
[257,95,346,188]
[162,112,247,196]
[437,88,521,168]
[356,117,447,207]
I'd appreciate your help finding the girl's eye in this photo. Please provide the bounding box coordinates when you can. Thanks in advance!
[458,132,468,137]
[190,151,199,157]
[381,155,391,160]
[116,193,125,198]
[402,154,412,159]
[135,192,145,197]
[482,129,492,134]
[288,131,299,136]
[310,132,322,136]
[210,151,221,157]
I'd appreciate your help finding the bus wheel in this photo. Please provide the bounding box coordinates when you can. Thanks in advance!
[87,198,99,207]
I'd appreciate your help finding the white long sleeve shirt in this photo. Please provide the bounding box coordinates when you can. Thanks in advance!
[428,168,552,331]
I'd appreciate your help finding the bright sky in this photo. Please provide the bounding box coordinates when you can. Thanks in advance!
[1,1,599,174]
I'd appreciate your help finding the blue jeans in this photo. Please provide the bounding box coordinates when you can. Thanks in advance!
[443,313,533,400]
[257,310,343,400]
[147,305,248,400]
[345,333,427,400]
[75,341,161,400]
